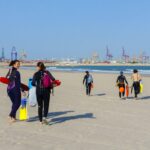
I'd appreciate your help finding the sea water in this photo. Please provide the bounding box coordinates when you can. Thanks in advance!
[20,65,150,75]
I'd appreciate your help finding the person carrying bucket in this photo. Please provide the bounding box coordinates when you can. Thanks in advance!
[6,60,25,122]
[116,71,128,99]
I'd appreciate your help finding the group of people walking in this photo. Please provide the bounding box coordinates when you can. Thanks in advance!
[6,60,55,124]
[116,69,142,99]
[82,69,142,100]
[6,60,143,123]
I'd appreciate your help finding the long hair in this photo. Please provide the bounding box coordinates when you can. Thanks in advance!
[9,60,20,67]
[37,62,46,71]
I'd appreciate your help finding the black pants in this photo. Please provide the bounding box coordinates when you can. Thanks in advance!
[118,84,125,98]
[8,89,21,119]
[86,83,92,96]
[36,90,50,122]
[133,82,140,98]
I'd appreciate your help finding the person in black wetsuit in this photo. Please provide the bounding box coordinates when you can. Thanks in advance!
[116,71,128,99]
[32,62,55,124]
[6,60,23,122]
[83,71,93,96]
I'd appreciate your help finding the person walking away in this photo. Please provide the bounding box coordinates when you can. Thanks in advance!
[116,71,128,99]
[83,71,93,96]
[131,69,141,99]
[6,60,23,123]
[32,62,55,124]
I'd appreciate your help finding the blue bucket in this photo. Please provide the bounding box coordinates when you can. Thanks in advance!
[21,98,27,108]
[28,78,33,89]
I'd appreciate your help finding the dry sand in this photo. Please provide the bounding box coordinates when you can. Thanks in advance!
[0,68,150,150]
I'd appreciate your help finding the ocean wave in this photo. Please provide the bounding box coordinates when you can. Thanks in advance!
[47,67,122,74]
[47,67,150,75]
[20,66,150,75]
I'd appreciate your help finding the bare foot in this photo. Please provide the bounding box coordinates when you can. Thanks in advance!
[9,117,16,123]
[8,116,12,120]
[39,121,44,125]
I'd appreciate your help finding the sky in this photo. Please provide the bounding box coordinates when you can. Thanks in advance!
[0,0,150,60]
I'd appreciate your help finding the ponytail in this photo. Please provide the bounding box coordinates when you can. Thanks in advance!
[9,60,20,67]
[37,62,46,71]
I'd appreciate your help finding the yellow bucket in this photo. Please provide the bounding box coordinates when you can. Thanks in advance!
[19,107,28,121]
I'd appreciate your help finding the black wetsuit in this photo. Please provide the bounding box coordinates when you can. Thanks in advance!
[83,74,93,96]
[32,70,55,122]
[7,67,21,119]
[133,82,140,98]
[116,75,128,98]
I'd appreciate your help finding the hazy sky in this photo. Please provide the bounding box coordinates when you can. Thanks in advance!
[0,0,150,60]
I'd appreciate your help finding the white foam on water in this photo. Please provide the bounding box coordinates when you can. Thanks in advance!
[20,66,150,75]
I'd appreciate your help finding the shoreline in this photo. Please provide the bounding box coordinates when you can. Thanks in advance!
[1,66,150,77]
[1,65,150,76]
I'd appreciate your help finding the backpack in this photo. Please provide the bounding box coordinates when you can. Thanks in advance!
[41,71,53,88]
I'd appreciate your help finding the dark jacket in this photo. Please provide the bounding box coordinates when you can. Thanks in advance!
[32,70,55,94]
[7,67,21,93]
[83,74,93,85]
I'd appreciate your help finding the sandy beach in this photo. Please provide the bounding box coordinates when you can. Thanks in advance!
[0,68,150,150]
